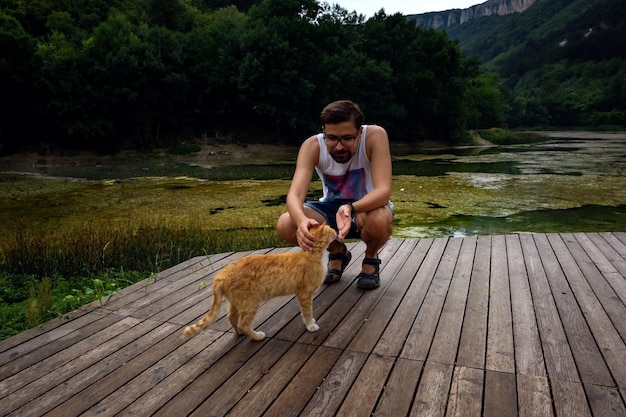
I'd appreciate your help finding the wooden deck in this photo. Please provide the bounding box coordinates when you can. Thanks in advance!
[1,232,626,417]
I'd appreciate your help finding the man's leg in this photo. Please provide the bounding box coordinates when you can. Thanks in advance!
[357,206,394,275]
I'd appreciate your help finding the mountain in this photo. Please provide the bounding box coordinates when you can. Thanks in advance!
[408,0,537,29]
[416,0,626,128]
[443,0,626,72]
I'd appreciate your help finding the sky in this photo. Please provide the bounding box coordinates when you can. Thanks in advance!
[332,1,484,17]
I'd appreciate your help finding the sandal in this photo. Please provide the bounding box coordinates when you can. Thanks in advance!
[356,258,381,290]
[324,243,352,284]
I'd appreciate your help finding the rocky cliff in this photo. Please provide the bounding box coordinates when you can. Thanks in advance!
[409,0,537,29]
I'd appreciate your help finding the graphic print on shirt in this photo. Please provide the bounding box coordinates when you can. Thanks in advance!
[323,168,367,201]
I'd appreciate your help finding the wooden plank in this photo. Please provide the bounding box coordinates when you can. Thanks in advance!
[373,238,435,357]
[548,233,626,388]
[223,342,318,416]
[516,374,553,417]
[401,237,461,361]
[429,236,476,365]
[486,235,515,373]
[334,354,394,417]
[0,308,95,356]
[151,335,267,417]
[262,346,342,417]
[298,350,368,417]
[346,239,420,353]
[189,339,292,417]
[0,308,111,367]
[568,233,626,340]
[584,383,626,417]
[506,234,546,377]
[409,361,454,417]
[373,358,423,417]
[484,370,517,417]
[551,379,592,417]
[56,331,222,417]
[0,318,139,406]
[1,317,170,417]
[519,234,580,384]
[605,232,626,256]
[95,330,228,417]
[585,233,626,280]
[456,235,491,369]
[446,366,483,417]
[27,323,176,417]
[534,234,614,387]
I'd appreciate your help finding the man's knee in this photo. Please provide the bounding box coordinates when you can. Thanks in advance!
[359,206,393,236]
[276,212,296,241]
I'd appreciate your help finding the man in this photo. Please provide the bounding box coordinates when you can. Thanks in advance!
[276,100,394,290]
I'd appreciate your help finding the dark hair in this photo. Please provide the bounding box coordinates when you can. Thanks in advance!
[320,100,364,129]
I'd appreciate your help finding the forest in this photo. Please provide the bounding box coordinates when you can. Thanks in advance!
[0,0,506,153]
[2,0,624,154]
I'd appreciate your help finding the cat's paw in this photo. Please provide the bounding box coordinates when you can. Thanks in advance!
[306,323,320,332]
[249,330,266,341]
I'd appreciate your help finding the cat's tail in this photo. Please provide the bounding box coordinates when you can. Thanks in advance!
[181,283,223,338]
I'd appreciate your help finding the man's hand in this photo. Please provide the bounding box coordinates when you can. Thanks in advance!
[336,204,352,241]
[296,218,320,251]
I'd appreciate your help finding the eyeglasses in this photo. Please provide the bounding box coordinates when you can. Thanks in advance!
[324,132,359,147]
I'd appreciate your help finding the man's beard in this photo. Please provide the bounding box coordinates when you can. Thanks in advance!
[330,149,353,163]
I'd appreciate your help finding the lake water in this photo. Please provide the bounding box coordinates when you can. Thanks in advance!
[1,132,625,239]
[390,131,626,237]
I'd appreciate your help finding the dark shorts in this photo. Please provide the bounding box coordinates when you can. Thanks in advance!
[304,200,394,240]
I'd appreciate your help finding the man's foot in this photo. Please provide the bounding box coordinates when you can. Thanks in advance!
[324,242,352,284]
[356,258,381,290]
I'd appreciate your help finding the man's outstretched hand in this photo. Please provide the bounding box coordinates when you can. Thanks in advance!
[336,204,352,241]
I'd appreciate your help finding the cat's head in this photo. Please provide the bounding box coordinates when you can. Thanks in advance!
[310,222,337,249]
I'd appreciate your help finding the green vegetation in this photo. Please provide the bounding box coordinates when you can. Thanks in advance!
[446,0,626,129]
[0,0,503,154]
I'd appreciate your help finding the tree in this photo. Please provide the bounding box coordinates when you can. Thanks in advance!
[184,7,247,132]
[464,72,508,129]
[0,11,38,151]
[238,0,323,139]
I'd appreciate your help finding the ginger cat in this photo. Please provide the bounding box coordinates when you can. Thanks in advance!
[182,223,337,341]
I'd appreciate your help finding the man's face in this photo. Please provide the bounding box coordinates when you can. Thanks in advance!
[323,121,361,163]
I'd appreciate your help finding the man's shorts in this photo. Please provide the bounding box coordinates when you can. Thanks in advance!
[304,200,394,240]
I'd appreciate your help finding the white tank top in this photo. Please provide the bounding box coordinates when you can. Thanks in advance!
[315,125,373,202]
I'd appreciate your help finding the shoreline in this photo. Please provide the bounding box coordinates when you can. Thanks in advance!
[2,131,625,172]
